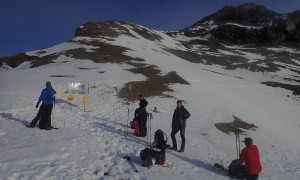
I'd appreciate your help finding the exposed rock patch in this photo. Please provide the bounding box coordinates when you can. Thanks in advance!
[0,53,58,68]
[75,21,136,38]
[118,62,189,101]
[262,81,300,95]
[215,115,257,134]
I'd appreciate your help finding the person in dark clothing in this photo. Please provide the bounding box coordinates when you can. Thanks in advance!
[27,81,56,130]
[228,137,262,180]
[170,100,191,152]
[134,94,148,137]
[139,94,148,108]
[134,106,147,137]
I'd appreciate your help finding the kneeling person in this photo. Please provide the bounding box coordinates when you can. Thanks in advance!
[228,137,262,180]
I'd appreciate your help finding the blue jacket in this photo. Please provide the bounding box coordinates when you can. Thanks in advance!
[37,87,56,105]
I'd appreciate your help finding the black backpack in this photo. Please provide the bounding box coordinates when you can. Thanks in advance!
[140,148,165,168]
[152,129,168,150]
[228,162,245,178]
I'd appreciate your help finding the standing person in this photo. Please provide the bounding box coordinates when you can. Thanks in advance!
[228,137,262,180]
[133,94,148,137]
[139,94,148,108]
[27,81,56,130]
[170,100,191,152]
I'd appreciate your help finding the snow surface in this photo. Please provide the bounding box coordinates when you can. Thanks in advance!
[1,27,300,180]
[235,50,266,63]
[267,47,300,54]
[189,20,218,32]
[223,23,263,30]
[26,40,98,57]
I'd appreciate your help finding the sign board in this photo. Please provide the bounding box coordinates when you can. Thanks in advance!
[67,82,89,94]
[68,94,76,100]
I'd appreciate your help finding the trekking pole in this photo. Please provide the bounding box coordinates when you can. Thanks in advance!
[147,113,149,147]
[147,113,152,148]
[149,113,152,148]
[52,97,56,127]
[127,108,129,135]
[235,130,239,159]
[235,129,241,159]
[238,130,241,156]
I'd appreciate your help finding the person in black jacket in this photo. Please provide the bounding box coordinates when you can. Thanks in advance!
[170,100,191,152]
[134,94,148,137]
[139,94,148,108]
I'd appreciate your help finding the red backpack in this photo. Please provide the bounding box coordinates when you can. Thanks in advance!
[133,119,140,136]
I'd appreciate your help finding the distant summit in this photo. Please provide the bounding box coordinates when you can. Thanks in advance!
[176,3,300,44]
[199,3,276,26]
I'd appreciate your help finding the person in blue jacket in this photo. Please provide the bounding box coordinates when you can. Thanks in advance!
[170,100,191,152]
[27,81,56,130]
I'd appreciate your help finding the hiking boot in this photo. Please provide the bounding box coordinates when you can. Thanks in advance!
[45,127,53,130]
[26,125,35,128]
[178,149,184,153]
[169,146,177,151]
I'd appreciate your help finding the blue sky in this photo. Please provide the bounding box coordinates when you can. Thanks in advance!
[1,0,300,57]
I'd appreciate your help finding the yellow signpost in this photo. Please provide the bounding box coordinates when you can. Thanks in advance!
[68,94,76,101]
[66,94,76,110]
[82,95,89,112]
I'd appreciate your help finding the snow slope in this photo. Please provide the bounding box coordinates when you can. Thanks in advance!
[1,25,300,180]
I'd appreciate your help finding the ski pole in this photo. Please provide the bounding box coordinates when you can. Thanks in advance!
[235,129,241,158]
[235,130,238,159]
[127,108,129,135]
[52,97,56,127]
[123,156,138,173]
[147,113,152,148]
[147,113,149,147]
[238,130,241,156]
[149,113,152,148]
[150,113,152,148]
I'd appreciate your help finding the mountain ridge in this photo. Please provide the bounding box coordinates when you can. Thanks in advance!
[176,3,300,44]
[1,3,300,98]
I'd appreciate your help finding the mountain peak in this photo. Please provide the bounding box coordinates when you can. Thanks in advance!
[198,3,276,26]
[75,21,132,38]
[179,3,300,44]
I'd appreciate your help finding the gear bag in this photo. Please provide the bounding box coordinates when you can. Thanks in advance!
[140,147,165,168]
[228,162,245,178]
[133,119,140,136]
[130,120,135,129]
[152,129,168,149]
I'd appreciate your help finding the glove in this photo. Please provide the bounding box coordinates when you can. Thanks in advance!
[36,104,39,108]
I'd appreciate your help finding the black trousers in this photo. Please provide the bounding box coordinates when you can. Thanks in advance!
[31,104,53,129]
[228,163,259,180]
[238,173,259,180]
[171,126,185,150]
[138,119,147,137]
[29,105,45,126]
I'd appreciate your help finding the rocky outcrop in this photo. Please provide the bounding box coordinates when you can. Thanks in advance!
[0,53,58,69]
[75,21,163,41]
[179,3,300,44]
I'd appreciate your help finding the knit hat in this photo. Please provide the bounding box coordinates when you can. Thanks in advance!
[139,99,148,108]
[46,81,52,87]
[242,137,253,145]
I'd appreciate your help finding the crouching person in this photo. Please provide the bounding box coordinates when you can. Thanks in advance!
[228,137,262,180]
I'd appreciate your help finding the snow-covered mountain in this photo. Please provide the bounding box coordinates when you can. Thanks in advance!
[0,3,300,180]
[174,3,300,44]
